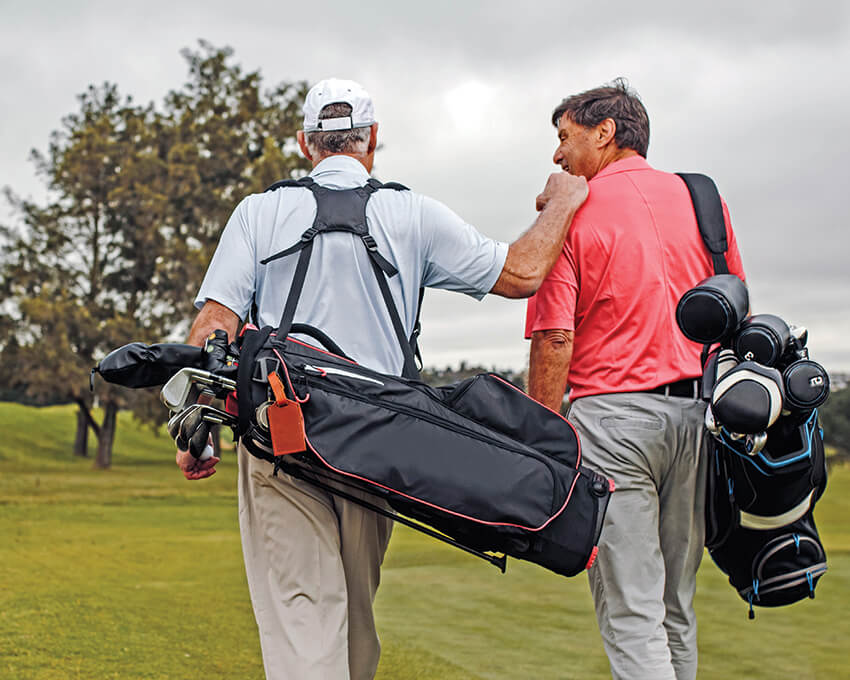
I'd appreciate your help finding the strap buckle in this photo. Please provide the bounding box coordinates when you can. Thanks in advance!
[362,235,378,251]
[301,226,319,242]
[253,356,280,383]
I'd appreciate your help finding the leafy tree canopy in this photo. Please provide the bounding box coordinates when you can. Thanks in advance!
[0,41,310,466]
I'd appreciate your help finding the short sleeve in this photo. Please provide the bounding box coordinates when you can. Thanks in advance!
[419,196,508,300]
[524,244,578,338]
[194,197,256,320]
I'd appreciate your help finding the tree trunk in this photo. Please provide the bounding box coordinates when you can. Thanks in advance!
[94,401,118,469]
[73,406,89,457]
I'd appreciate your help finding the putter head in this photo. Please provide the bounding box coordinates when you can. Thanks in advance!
[160,367,237,411]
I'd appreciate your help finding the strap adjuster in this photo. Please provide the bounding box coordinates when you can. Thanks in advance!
[362,235,378,251]
[301,226,319,242]
[253,356,280,383]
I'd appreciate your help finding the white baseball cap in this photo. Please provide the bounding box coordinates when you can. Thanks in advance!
[302,78,376,132]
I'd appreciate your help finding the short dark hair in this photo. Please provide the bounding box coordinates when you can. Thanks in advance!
[305,102,371,155]
[551,78,650,157]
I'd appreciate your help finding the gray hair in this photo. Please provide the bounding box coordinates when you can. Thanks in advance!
[304,103,371,156]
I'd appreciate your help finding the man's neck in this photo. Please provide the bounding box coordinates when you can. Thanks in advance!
[312,152,373,173]
[596,147,639,175]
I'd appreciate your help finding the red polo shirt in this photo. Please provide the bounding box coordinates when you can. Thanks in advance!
[525,155,746,400]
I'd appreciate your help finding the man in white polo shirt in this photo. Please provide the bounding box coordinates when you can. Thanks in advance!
[175,78,588,680]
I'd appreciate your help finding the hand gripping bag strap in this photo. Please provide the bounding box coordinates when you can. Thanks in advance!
[677,172,729,275]
[261,176,419,379]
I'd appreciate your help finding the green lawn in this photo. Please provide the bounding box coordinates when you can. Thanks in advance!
[1,402,847,679]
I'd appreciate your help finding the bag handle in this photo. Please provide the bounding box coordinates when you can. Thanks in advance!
[288,323,350,359]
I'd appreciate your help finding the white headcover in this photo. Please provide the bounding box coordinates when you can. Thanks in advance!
[302,78,376,132]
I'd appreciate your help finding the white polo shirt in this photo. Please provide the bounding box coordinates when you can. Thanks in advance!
[195,155,508,375]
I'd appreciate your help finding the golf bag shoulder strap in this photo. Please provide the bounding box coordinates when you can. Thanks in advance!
[264,176,315,192]
[366,177,409,192]
[236,325,274,437]
[258,177,419,379]
[411,286,425,371]
[677,172,729,275]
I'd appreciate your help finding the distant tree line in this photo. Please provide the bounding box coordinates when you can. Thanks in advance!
[420,362,527,391]
[819,385,850,464]
[0,42,309,467]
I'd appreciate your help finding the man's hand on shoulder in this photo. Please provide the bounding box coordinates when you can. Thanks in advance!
[491,172,588,299]
[536,172,588,213]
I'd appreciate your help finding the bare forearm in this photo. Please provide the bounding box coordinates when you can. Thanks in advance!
[528,329,574,411]
[187,300,240,347]
[491,173,587,299]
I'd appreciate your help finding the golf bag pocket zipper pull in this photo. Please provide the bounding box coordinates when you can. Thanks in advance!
[267,371,307,457]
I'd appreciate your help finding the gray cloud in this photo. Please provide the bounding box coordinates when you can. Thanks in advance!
[2,0,848,372]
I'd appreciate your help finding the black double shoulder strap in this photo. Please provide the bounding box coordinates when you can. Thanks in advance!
[260,176,422,379]
[676,173,729,275]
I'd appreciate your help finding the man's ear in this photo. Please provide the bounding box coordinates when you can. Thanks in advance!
[296,130,313,161]
[595,118,617,148]
[367,123,379,154]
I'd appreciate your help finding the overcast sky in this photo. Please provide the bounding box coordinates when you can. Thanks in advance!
[2,0,848,373]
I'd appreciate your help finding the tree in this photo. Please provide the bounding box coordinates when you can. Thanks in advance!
[0,42,310,467]
[819,386,850,461]
[1,84,172,466]
[153,41,310,326]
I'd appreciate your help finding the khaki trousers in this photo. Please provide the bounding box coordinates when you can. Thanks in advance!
[237,445,393,680]
[568,392,708,680]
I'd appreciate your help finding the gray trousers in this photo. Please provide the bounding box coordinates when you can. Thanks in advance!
[238,446,393,680]
[568,392,708,680]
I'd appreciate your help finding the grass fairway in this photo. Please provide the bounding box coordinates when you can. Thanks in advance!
[1,402,848,679]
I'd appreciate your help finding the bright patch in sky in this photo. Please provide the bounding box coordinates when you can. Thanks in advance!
[443,80,497,134]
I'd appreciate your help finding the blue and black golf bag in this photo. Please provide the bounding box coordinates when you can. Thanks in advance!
[676,173,830,618]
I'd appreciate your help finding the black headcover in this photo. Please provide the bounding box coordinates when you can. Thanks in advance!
[734,314,792,366]
[676,274,749,345]
[93,330,240,390]
[93,342,207,388]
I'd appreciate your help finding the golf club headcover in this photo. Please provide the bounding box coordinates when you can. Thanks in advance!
[700,348,739,400]
[711,361,785,434]
[783,359,830,412]
[676,274,749,344]
[733,313,792,366]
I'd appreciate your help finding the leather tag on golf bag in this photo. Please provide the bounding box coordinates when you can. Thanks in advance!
[266,371,306,456]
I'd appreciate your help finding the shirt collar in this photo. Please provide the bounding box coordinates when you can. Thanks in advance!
[592,154,651,180]
[309,154,371,187]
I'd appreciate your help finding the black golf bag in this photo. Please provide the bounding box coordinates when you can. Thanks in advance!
[235,324,611,577]
[94,175,612,578]
[705,405,827,616]
[676,173,830,617]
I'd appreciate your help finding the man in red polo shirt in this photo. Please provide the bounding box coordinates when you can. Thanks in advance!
[526,79,745,680]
